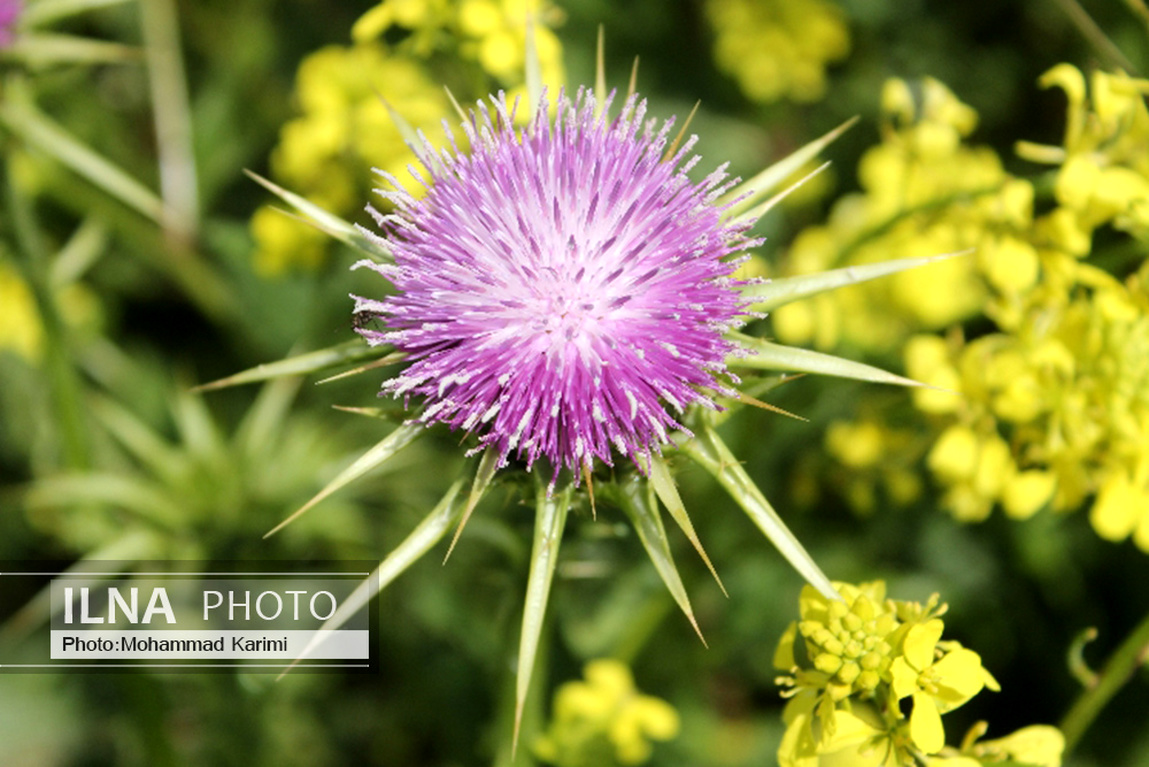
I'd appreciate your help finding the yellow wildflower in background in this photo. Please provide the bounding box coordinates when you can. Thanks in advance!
[0,258,101,364]
[0,261,42,362]
[775,582,1000,766]
[902,66,1149,548]
[705,0,849,103]
[534,659,679,767]
[1018,65,1149,244]
[255,43,449,274]
[255,0,565,273]
[810,416,924,515]
[773,78,1036,357]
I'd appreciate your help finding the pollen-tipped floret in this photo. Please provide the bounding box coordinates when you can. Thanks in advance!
[352,89,753,478]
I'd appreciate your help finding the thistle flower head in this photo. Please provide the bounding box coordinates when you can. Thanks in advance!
[352,88,753,479]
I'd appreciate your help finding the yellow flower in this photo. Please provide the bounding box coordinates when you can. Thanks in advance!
[776,78,1030,357]
[534,659,679,767]
[705,0,850,104]
[889,620,998,755]
[777,582,1003,767]
[0,261,43,362]
[969,724,1064,766]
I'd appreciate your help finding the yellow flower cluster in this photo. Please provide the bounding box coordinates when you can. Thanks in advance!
[354,0,565,90]
[704,0,849,103]
[775,582,1061,767]
[906,67,1149,547]
[253,0,564,274]
[534,658,680,767]
[773,78,1036,356]
[253,42,449,274]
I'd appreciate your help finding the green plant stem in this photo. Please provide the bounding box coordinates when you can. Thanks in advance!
[140,0,199,245]
[1060,608,1149,754]
[5,155,92,470]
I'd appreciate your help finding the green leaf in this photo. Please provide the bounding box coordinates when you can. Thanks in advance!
[194,340,387,391]
[613,476,706,644]
[741,252,965,312]
[648,453,726,596]
[91,395,185,486]
[677,425,838,600]
[720,116,858,218]
[18,0,134,28]
[280,479,467,677]
[244,170,391,260]
[264,422,423,538]
[26,473,183,531]
[513,479,572,753]
[0,33,140,67]
[729,332,928,389]
[235,377,302,461]
[0,96,164,222]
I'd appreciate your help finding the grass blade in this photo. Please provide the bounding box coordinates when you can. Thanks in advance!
[0,96,164,222]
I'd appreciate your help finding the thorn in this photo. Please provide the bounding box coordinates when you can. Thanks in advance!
[738,392,808,422]
[582,460,597,520]
[688,612,708,648]
[664,100,700,162]
[330,405,382,416]
[627,56,640,100]
[444,448,500,563]
[444,85,467,123]
[316,352,406,384]
[264,496,321,539]
[442,492,480,564]
[595,24,606,118]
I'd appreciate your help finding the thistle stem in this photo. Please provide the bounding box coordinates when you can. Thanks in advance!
[1059,608,1149,754]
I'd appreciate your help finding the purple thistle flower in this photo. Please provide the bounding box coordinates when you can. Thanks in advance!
[352,89,756,480]
[0,0,22,49]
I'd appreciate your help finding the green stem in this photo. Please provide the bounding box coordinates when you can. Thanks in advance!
[140,0,199,244]
[1059,608,1149,754]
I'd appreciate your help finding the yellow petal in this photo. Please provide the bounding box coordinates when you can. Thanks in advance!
[1003,470,1056,520]
[928,426,979,483]
[775,621,799,669]
[903,619,945,671]
[1090,473,1143,541]
[910,692,946,754]
[931,648,990,707]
